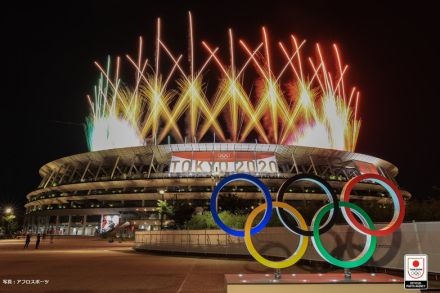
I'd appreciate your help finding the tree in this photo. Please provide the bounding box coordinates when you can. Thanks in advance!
[156,200,174,229]
[171,201,194,229]
[217,193,257,215]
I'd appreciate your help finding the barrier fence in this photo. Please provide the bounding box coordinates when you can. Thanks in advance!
[135,221,440,273]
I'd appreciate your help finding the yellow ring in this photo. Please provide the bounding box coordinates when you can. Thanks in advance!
[244,201,309,269]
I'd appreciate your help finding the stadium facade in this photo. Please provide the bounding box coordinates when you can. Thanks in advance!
[24,143,411,236]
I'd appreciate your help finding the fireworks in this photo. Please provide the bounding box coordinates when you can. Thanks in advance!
[85,57,145,151]
[86,12,361,152]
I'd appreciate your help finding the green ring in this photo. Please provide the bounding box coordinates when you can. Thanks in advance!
[312,202,377,269]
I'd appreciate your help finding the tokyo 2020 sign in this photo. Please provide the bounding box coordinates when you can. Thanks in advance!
[210,173,405,269]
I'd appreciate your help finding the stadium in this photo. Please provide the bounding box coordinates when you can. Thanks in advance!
[23,16,412,236]
[23,143,411,236]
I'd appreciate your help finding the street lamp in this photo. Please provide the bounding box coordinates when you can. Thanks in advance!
[3,207,15,237]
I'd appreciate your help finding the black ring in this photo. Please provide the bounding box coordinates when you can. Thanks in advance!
[276,173,340,236]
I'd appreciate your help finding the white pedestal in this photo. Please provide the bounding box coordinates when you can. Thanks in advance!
[225,273,411,293]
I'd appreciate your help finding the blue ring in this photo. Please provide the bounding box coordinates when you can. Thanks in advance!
[210,173,272,237]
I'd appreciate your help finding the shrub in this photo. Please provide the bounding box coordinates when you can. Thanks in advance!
[185,211,247,229]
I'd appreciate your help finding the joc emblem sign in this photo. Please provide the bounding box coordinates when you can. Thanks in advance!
[405,254,428,289]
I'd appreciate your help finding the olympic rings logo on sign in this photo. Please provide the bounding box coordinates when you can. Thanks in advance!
[217,153,231,160]
[210,173,405,269]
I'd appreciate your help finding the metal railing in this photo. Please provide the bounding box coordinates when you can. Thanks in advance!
[135,230,247,255]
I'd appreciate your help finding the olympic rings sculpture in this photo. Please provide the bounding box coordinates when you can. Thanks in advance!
[210,173,405,269]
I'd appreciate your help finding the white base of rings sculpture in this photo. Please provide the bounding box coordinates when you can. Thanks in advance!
[209,173,409,292]
[224,273,406,293]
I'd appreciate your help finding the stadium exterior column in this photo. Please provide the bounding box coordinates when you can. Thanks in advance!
[44,216,50,233]
[55,215,59,235]
[36,216,40,234]
[41,216,45,234]
[82,215,87,235]
[22,215,27,232]
[67,215,72,235]
[31,216,35,233]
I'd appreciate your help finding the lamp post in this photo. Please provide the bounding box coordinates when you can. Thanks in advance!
[3,207,15,237]
[157,189,167,230]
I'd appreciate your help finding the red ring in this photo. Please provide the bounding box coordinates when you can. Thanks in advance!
[340,173,405,237]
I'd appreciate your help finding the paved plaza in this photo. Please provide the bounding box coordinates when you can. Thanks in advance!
[0,237,418,293]
[0,237,336,292]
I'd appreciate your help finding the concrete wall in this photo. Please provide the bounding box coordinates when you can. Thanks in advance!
[135,222,440,273]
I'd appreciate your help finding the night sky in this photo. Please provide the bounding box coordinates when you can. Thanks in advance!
[2,1,439,213]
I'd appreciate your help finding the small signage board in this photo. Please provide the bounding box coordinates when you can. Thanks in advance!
[404,254,428,290]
